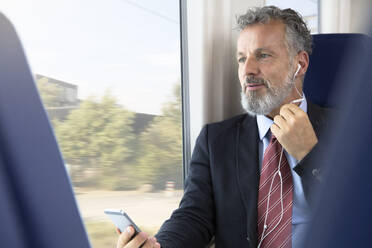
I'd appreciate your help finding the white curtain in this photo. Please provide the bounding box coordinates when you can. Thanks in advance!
[187,0,264,148]
[320,0,370,33]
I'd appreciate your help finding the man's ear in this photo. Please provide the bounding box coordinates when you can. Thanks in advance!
[297,50,309,76]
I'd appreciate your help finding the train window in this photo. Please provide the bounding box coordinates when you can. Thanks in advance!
[1,0,183,247]
[265,0,319,33]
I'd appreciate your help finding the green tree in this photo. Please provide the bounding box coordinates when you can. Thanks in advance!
[137,84,183,189]
[54,93,135,189]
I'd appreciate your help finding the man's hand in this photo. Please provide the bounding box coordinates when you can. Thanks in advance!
[270,104,318,161]
[116,226,161,248]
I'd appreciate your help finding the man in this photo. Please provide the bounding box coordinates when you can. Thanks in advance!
[116,6,330,248]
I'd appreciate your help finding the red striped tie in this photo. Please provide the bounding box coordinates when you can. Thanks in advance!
[257,134,293,248]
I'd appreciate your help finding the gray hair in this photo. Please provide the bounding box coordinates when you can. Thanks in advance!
[236,6,312,56]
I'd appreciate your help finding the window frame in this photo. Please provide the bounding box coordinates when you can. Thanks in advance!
[179,0,191,183]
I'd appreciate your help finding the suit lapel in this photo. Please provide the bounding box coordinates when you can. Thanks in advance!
[235,115,260,247]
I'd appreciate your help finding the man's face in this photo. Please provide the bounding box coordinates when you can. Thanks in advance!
[237,20,296,116]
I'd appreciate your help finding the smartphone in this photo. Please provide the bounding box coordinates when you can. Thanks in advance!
[104,209,141,234]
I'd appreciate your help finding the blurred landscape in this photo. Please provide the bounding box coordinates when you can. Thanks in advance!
[76,189,182,247]
[36,75,184,247]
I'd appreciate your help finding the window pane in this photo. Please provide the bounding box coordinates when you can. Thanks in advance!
[265,0,319,33]
[1,0,183,247]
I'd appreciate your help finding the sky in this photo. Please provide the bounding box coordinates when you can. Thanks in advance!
[0,0,318,114]
[1,0,181,114]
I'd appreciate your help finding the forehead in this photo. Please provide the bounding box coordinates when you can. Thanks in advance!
[237,19,288,53]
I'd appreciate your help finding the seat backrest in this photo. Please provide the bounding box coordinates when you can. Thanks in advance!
[304,31,372,247]
[0,13,90,248]
[304,33,372,107]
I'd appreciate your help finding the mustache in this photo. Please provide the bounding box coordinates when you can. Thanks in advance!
[244,76,268,86]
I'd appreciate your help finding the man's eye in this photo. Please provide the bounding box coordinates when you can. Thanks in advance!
[238,57,246,63]
[259,53,270,59]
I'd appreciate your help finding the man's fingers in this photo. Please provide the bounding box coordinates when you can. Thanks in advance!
[116,228,161,248]
[126,232,148,248]
[116,226,135,248]
[141,237,161,248]
[279,106,295,121]
[284,103,305,115]
[270,123,280,137]
[273,115,286,129]
[141,237,155,248]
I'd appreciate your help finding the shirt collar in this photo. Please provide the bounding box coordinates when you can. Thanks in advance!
[256,95,308,141]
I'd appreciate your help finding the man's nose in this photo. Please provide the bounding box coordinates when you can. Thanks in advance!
[243,57,259,76]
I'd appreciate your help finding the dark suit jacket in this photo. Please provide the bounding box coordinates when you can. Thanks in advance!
[156,102,331,248]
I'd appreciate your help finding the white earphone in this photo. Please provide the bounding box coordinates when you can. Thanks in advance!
[294,64,301,78]
[291,64,304,104]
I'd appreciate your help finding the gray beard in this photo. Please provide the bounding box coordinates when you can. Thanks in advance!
[240,76,294,116]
